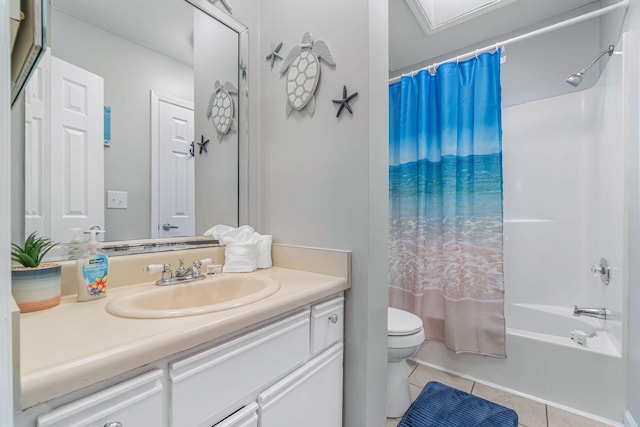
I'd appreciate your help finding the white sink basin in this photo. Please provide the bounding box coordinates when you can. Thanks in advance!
[106,274,281,319]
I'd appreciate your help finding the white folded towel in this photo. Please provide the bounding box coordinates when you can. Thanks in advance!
[203,224,235,240]
[256,234,272,269]
[204,224,271,272]
[219,225,256,245]
[223,243,258,273]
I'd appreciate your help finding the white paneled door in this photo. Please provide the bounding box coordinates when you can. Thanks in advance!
[49,56,104,242]
[24,49,51,239]
[151,92,195,238]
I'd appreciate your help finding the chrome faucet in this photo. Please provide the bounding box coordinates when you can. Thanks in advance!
[573,305,611,320]
[174,258,204,279]
[144,258,212,286]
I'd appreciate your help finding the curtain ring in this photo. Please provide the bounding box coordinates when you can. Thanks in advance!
[475,49,479,59]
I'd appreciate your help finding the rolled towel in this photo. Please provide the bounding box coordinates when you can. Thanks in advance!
[256,234,272,269]
[223,243,258,273]
[219,225,256,245]
[203,224,235,240]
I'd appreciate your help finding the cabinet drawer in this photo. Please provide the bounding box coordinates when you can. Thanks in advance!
[213,402,258,427]
[258,343,343,427]
[169,310,310,427]
[36,370,164,427]
[310,296,344,355]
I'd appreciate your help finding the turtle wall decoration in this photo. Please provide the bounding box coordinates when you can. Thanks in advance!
[279,32,335,116]
[207,80,238,142]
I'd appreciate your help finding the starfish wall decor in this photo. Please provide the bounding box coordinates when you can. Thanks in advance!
[332,85,358,118]
[240,60,247,80]
[198,135,210,155]
[266,42,283,69]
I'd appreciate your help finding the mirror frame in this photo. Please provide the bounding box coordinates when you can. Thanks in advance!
[11,0,46,106]
[186,0,249,227]
[35,0,250,260]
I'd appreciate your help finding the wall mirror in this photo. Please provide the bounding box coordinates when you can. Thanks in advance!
[23,0,248,251]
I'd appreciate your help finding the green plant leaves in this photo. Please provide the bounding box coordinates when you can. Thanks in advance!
[11,232,57,268]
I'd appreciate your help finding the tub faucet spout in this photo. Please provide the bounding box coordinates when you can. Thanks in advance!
[573,305,610,320]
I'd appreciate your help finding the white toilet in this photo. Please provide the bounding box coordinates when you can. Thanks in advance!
[387,307,425,418]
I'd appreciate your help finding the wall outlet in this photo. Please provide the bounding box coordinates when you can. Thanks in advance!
[107,190,128,209]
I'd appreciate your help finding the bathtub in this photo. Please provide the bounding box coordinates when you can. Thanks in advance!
[507,303,621,356]
[413,303,625,421]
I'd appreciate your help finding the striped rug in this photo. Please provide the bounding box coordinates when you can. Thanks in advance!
[398,381,518,427]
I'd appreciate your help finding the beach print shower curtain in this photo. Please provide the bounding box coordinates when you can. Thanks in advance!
[389,51,505,357]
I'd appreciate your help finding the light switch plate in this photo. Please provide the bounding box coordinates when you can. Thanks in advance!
[107,191,128,209]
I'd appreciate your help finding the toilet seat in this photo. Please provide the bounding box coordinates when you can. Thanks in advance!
[388,307,423,336]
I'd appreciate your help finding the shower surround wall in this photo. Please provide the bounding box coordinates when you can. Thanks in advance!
[414,33,631,422]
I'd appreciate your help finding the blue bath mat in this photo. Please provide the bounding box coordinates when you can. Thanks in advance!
[398,381,518,427]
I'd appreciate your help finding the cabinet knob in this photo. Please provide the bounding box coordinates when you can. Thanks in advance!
[329,314,339,324]
[104,422,123,427]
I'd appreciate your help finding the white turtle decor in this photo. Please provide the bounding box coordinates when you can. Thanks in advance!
[280,32,335,116]
[207,80,238,142]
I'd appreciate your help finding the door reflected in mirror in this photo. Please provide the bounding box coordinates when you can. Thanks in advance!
[24,0,247,244]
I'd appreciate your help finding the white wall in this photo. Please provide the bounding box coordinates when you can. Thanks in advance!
[49,9,194,241]
[258,0,389,425]
[392,3,604,108]
[1,0,15,423]
[605,0,640,424]
[502,40,626,352]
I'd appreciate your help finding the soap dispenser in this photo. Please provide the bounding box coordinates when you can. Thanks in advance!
[76,229,109,302]
[61,227,85,260]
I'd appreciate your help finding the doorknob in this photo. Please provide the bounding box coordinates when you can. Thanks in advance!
[162,223,179,231]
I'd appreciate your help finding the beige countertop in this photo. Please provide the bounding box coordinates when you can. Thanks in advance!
[19,266,348,409]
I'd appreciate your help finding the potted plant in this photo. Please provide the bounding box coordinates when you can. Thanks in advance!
[11,232,62,313]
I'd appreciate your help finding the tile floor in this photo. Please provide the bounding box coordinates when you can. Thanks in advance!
[386,361,614,427]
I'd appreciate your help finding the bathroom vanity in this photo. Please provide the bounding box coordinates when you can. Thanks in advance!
[13,245,350,427]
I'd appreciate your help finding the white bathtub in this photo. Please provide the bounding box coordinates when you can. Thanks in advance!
[507,303,621,357]
[413,303,625,422]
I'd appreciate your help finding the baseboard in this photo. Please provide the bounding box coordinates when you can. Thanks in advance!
[625,411,638,427]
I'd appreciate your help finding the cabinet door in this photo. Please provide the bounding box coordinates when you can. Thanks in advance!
[170,310,310,427]
[36,370,164,427]
[213,403,258,427]
[310,296,344,355]
[259,343,343,427]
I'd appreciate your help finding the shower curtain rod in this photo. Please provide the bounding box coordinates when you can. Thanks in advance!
[388,0,629,84]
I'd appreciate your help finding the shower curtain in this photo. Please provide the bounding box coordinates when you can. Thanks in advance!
[389,51,505,357]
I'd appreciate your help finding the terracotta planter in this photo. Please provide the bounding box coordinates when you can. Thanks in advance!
[11,263,62,313]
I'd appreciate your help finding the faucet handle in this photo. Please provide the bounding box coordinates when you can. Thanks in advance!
[144,264,165,273]
[195,258,213,267]
[590,258,611,285]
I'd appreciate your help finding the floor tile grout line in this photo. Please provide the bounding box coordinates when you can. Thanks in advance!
[545,404,549,427]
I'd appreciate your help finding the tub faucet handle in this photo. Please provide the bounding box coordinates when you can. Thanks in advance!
[590,258,611,285]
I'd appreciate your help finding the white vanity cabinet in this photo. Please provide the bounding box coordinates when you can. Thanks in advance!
[21,294,345,427]
[259,343,343,427]
[169,310,311,426]
[211,403,258,427]
[35,370,164,427]
[310,296,344,355]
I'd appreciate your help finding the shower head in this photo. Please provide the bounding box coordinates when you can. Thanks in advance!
[566,72,583,86]
[566,45,614,87]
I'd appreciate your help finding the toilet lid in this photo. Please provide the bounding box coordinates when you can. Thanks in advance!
[388,307,423,336]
